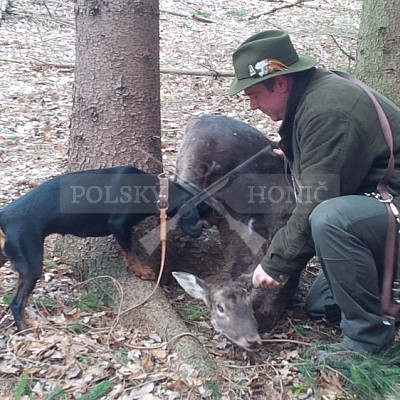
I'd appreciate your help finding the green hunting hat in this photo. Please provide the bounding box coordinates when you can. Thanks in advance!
[229,30,318,95]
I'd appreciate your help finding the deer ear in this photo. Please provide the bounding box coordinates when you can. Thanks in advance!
[236,272,254,291]
[172,272,210,306]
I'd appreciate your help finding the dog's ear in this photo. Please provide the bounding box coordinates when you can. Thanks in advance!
[177,204,203,238]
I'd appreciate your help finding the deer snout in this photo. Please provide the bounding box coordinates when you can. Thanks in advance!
[240,334,262,351]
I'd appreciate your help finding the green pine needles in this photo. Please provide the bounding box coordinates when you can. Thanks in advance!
[13,372,31,399]
[78,380,113,400]
[298,343,400,399]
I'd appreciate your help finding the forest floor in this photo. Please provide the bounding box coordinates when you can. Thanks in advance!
[2,1,399,399]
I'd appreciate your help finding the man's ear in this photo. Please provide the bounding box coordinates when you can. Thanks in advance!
[275,75,293,93]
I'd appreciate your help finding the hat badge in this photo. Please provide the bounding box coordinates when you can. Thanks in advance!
[248,64,257,77]
[248,58,287,78]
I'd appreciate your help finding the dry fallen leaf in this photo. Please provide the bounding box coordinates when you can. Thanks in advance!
[128,382,155,399]
[319,372,345,396]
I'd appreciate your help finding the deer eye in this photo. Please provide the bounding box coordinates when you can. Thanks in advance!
[217,304,224,313]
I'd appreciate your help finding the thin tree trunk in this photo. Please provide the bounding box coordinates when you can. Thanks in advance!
[355,0,400,105]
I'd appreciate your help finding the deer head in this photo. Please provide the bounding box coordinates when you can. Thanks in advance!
[173,271,261,351]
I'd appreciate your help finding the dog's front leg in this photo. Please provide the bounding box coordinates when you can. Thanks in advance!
[108,217,156,280]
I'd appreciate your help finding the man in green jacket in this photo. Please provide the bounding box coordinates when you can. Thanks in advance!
[230,30,400,353]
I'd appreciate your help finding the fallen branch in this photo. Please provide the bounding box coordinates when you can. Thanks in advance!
[160,8,215,23]
[123,331,203,351]
[160,67,234,77]
[249,0,309,20]
[0,57,234,77]
[329,34,356,61]
[192,14,215,24]
[261,338,313,346]
[0,57,75,70]
[160,8,189,18]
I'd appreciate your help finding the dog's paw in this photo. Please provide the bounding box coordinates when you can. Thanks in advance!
[138,267,157,281]
[130,263,157,281]
[122,252,157,280]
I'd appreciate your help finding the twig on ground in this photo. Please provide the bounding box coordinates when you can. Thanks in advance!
[262,338,313,346]
[123,331,203,351]
[73,274,125,341]
[329,34,356,61]
[0,57,74,70]
[249,0,309,20]
[160,8,190,18]
[0,58,234,77]
[160,67,234,77]
[160,8,215,23]
[269,364,285,398]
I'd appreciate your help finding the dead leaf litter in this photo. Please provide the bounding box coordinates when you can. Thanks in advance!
[0,0,379,399]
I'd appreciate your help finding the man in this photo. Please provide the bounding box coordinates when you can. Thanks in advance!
[229,30,400,353]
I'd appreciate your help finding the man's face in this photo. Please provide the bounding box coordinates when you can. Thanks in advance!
[244,78,290,121]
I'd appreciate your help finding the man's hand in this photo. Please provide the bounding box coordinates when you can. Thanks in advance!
[252,264,283,289]
[273,148,285,160]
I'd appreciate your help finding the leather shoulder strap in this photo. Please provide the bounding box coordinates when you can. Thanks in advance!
[332,70,400,319]
[332,70,394,196]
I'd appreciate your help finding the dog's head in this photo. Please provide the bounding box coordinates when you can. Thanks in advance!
[170,180,216,238]
[177,203,203,238]
[178,199,217,238]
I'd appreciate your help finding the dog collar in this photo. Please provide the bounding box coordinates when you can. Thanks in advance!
[157,173,169,211]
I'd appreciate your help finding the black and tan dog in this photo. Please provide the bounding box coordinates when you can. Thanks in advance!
[0,166,207,331]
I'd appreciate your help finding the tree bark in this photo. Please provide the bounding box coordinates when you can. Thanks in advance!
[70,0,161,173]
[355,0,400,105]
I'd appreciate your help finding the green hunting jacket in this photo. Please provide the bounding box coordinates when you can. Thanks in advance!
[260,68,400,283]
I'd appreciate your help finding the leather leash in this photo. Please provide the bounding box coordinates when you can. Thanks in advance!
[117,174,169,318]
[333,70,400,320]
[157,174,169,280]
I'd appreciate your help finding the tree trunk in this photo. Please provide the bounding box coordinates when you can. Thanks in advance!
[355,0,400,105]
[70,0,161,172]
[62,0,218,377]
[66,0,162,283]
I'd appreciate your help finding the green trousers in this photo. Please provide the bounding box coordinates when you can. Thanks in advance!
[305,195,396,353]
